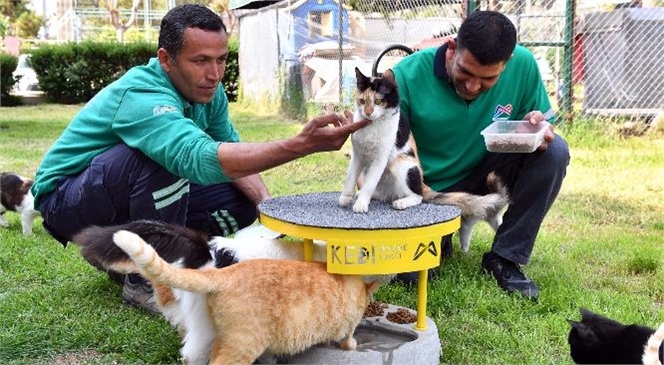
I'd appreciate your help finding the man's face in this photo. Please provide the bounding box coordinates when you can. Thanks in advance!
[158,27,228,104]
[445,46,506,101]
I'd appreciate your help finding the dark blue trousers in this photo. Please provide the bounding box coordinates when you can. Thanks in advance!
[440,134,570,265]
[39,144,257,245]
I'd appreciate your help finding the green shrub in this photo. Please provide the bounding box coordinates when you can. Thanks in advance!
[28,38,240,104]
[0,53,18,98]
[30,42,155,104]
[223,36,239,102]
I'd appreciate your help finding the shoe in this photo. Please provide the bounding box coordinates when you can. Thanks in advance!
[106,270,124,285]
[480,251,539,300]
[122,274,160,314]
[393,235,452,285]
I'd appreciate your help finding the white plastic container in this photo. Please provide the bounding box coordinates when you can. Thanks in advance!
[480,120,550,153]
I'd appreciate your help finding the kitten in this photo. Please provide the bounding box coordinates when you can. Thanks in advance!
[0,172,40,235]
[567,307,657,364]
[339,68,508,252]
[71,220,329,364]
[112,229,382,365]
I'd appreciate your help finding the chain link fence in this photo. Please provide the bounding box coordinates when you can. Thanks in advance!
[235,0,664,126]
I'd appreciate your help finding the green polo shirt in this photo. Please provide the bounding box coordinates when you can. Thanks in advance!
[393,45,553,191]
[32,57,239,208]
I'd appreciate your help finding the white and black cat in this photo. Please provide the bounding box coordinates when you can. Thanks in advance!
[567,307,664,364]
[0,172,40,235]
[71,220,329,364]
[339,67,508,252]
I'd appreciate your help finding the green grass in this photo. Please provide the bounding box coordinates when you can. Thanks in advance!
[1,104,663,364]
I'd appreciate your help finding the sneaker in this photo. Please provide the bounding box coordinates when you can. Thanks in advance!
[122,274,160,314]
[106,270,125,285]
[480,251,539,300]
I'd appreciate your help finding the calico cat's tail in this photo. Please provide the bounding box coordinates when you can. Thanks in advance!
[71,220,212,276]
[113,230,220,293]
[422,172,509,220]
[642,322,664,365]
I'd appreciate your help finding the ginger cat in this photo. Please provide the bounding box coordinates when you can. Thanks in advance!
[112,230,381,365]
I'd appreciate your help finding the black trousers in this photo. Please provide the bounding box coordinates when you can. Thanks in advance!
[39,143,257,246]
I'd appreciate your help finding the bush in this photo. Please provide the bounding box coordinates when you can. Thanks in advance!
[28,38,240,104]
[0,53,18,98]
[224,36,239,102]
[30,42,155,104]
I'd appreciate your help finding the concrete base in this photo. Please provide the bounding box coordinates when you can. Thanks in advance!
[283,304,441,364]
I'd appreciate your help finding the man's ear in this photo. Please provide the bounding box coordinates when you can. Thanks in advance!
[157,48,172,73]
[446,39,457,60]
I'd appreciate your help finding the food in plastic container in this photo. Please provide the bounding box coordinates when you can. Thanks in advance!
[480,120,551,153]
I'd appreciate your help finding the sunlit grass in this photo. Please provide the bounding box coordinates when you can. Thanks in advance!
[1,103,663,364]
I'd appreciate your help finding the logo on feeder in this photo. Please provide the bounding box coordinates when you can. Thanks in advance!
[413,241,438,261]
[330,242,409,265]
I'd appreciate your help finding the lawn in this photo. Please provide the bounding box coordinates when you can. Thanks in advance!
[0,103,663,364]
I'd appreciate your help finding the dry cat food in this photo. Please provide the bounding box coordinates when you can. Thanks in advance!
[485,140,539,153]
[363,301,388,317]
[386,308,417,324]
[480,120,550,153]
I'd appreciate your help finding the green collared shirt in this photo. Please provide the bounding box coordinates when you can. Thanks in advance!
[32,57,239,207]
[393,45,554,191]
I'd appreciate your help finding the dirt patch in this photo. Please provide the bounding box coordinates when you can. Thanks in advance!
[51,350,118,365]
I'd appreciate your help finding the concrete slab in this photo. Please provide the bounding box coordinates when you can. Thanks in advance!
[284,304,442,365]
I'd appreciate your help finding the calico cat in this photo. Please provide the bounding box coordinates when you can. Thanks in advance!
[567,307,659,364]
[339,67,508,252]
[0,172,40,235]
[71,220,329,364]
[112,229,382,365]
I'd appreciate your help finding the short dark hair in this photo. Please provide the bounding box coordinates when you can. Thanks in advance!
[456,11,517,65]
[158,4,227,58]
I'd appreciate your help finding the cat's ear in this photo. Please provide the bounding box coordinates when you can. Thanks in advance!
[579,307,596,321]
[568,320,600,344]
[355,67,370,90]
[567,318,581,328]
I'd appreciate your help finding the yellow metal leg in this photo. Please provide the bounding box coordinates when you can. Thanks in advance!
[415,269,428,330]
[303,238,314,262]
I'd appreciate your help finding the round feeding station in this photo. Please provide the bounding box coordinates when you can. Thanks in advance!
[258,192,461,364]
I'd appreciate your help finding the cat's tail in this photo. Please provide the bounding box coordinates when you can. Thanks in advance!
[113,230,218,293]
[642,322,664,365]
[71,220,212,275]
[422,172,509,220]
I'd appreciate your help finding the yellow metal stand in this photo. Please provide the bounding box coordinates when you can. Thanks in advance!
[259,193,460,330]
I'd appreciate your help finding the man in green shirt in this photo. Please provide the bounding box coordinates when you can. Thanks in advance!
[386,11,570,300]
[32,4,369,313]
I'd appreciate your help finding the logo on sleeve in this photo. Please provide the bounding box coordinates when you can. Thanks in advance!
[153,105,178,116]
[492,104,513,120]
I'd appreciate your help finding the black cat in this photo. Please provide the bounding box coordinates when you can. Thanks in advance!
[567,307,661,364]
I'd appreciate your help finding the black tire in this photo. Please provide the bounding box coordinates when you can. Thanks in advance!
[371,44,414,77]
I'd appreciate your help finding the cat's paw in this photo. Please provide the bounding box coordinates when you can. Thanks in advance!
[339,194,354,207]
[392,196,422,210]
[352,199,370,213]
[0,218,9,228]
[339,336,357,350]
